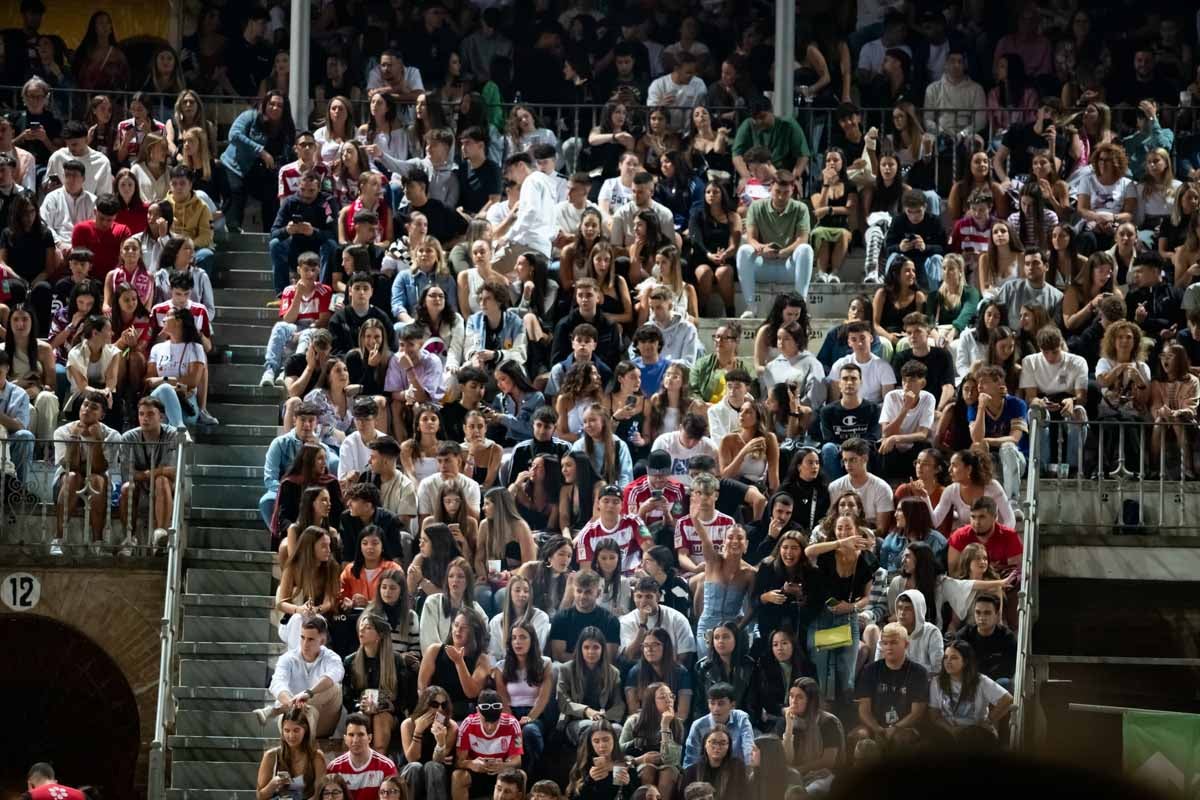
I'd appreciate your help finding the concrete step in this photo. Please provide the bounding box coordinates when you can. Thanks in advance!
[171,762,260,796]
[217,251,271,272]
[183,615,272,644]
[206,403,282,427]
[182,593,275,619]
[213,287,278,307]
[214,324,279,348]
[210,363,275,386]
[187,549,275,570]
[174,685,272,712]
[190,526,272,552]
[220,232,272,250]
[217,305,288,323]
[192,424,280,446]
[187,568,271,597]
[176,710,273,740]
[209,384,285,404]
[176,641,285,658]
[168,788,258,800]
[192,464,266,481]
[192,508,266,525]
[194,443,267,468]
[169,739,271,764]
[179,658,269,689]
[192,482,271,509]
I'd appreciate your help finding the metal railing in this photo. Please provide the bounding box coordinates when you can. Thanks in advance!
[147,431,192,800]
[1010,408,1044,750]
[1033,416,1200,533]
[0,433,188,554]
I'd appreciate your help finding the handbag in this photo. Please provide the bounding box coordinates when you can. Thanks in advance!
[813,578,855,651]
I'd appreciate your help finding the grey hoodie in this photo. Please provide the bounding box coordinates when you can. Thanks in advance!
[875,588,944,675]
[638,312,705,366]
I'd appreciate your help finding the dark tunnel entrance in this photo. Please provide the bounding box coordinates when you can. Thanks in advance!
[0,615,141,800]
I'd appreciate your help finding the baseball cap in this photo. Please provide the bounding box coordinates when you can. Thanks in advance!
[599,484,622,499]
[647,451,672,476]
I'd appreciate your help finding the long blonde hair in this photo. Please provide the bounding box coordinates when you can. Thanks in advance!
[654,244,685,298]
[182,126,212,180]
[1140,147,1176,200]
[581,403,618,483]
[938,253,966,309]
[287,526,340,607]
[480,486,522,561]
[415,237,451,278]
[351,613,398,699]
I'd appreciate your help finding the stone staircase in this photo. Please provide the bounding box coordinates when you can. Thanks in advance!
[168,233,285,800]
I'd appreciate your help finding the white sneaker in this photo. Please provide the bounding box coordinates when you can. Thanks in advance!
[118,534,137,557]
[253,703,277,725]
[274,373,287,386]
[739,308,757,319]
[863,271,883,284]
[259,368,276,387]
[89,541,105,556]
[48,538,64,556]
[153,528,170,549]
[825,273,842,284]
[814,271,830,284]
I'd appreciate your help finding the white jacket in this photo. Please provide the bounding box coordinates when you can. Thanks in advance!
[875,588,944,675]
[41,187,96,244]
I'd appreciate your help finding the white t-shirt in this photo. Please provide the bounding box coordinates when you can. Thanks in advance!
[828,473,895,521]
[618,605,698,656]
[650,432,718,487]
[646,74,708,128]
[879,388,936,450]
[1095,358,1152,383]
[598,178,634,213]
[555,200,601,235]
[830,353,897,403]
[1019,352,1089,395]
[149,341,205,379]
[929,674,1010,726]
[338,431,374,480]
[1081,173,1135,215]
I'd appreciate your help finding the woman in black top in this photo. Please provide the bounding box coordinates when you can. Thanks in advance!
[399,685,458,796]
[776,447,830,537]
[751,531,813,663]
[679,726,750,799]
[0,195,56,326]
[872,257,926,347]
[417,609,491,720]
[342,613,408,751]
[752,627,816,732]
[687,179,740,317]
[585,102,636,183]
[343,318,391,399]
[654,150,703,232]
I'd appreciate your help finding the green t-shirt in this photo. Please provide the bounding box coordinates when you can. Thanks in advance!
[732,115,811,170]
[746,197,811,247]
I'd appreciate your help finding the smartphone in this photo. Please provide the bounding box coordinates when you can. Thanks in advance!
[625,394,638,407]
[435,712,447,726]
[290,214,304,223]
[651,489,664,500]
[28,121,42,129]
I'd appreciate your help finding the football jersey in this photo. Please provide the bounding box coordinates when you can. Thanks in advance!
[326,750,397,800]
[575,514,652,574]
[456,712,524,760]
[674,511,737,566]
[279,283,333,323]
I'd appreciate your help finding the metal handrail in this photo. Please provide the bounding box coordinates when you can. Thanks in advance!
[147,431,191,800]
[1010,408,1043,750]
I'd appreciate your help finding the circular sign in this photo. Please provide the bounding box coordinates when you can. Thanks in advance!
[2,572,41,611]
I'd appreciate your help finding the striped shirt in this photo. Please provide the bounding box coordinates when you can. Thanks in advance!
[575,514,652,574]
[326,750,397,800]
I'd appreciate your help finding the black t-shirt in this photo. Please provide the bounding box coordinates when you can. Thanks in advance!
[1001,123,1071,178]
[0,224,55,281]
[715,477,753,521]
[16,110,62,164]
[458,159,502,215]
[344,349,388,396]
[814,550,878,607]
[509,438,572,480]
[328,303,395,356]
[548,605,620,654]
[955,624,1017,680]
[818,400,881,444]
[893,347,955,404]
[401,198,468,245]
[439,401,478,444]
[854,658,930,727]
[224,37,274,97]
[283,353,319,397]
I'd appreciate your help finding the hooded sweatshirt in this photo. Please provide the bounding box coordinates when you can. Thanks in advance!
[167,192,215,248]
[875,588,944,675]
[651,312,704,365]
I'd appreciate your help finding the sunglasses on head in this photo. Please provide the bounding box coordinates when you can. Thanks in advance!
[477,702,503,712]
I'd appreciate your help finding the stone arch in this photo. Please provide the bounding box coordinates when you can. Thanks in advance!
[0,614,142,798]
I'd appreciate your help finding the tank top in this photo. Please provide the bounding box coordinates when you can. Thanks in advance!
[434,644,479,717]
[10,346,38,381]
[880,293,920,333]
[412,454,440,484]
[496,657,550,708]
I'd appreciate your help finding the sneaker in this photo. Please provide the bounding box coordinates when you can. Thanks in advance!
[89,541,105,556]
[196,408,220,426]
[739,308,757,319]
[118,534,137,557]
[813,271,830,284]
[825,273,842,284]
[274,373,287,386]
[48,538,64,557]
[260,368,276,387]
[253,703,277,726]
[153,528,170,549]
[266,298,283,308]
[863,271,883,284]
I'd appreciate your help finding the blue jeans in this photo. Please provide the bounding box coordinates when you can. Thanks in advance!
[269,236,339,295]
[264,322,321,372]
[885,251,944,293]
[735,243,815,311]
[194,247,215,275]
[511,707,546,773]
[4,429,34,484]
[821,441,846,481]
[150,383,199,428]
[808,608,860,702]
[259,490,277,528]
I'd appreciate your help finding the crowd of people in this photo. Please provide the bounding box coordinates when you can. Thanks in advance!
[5,0,1200,799]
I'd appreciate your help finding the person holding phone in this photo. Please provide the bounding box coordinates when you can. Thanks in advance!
[451,689,523,800]
[399,686,459,798]
[734,170,815,316]
[255,707,326,800]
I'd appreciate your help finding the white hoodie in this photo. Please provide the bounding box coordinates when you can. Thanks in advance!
[649,312,704,366]
[875,588,944,675]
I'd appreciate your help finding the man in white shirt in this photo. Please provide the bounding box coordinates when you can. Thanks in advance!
[531,143,568,202]
[878,360,936,480]
[338,397,383,483]
[828,437,894,533]
[492,152,558,272]
[40,158,95,258]
[366,48,425,104]
[45,120,112,196]
[922,47,986,136]
[1019,326,1089,474]
[598,151,640,222]
[707,368,753,440]
[651,412,718,487]
[554,172,601,252]
[257,615,345,736]
[856,11,911,80]
[364,435,418,526]
[830,321,897,403]
[416,441,482,523]
[646,52,707,130]
[620,576,698,665]
[610,172,681,257]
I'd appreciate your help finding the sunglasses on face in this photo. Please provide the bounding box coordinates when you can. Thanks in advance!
[428,699,446,709]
